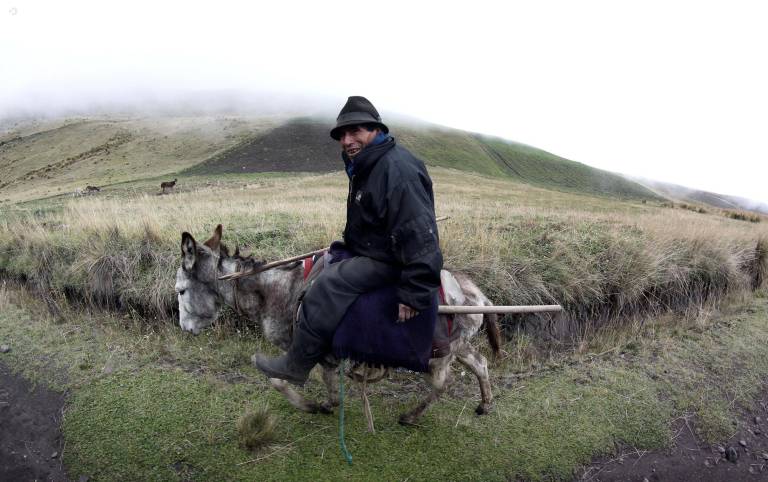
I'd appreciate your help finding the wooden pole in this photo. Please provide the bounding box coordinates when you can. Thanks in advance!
[218,248,327,280]
[437,305,562,314]
[218,216,451,281]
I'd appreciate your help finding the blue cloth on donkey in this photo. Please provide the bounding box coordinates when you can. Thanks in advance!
[329,244,438,373]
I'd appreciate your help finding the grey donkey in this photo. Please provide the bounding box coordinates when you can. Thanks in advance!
[176,225,501,425]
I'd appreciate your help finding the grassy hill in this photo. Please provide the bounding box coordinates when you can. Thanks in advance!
[0,116,280,203]
[1,115,663,204]
[629,176,768,215]
[185,118,341,175]
[189,117,663,200]
[475,135,662,199]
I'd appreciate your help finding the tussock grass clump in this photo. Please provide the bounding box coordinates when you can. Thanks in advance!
[440,213,764,339]
[0,281,9,310]
[725,210,761,223]
[0,212,180,319]
[747,238,768,290]
[236,406,278,451]
[678,203,707,214]
[0,168,766,345]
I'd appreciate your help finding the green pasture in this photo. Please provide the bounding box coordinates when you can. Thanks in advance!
[1,287,767,480]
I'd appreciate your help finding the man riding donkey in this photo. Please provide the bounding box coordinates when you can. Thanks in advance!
[252,96,443,384]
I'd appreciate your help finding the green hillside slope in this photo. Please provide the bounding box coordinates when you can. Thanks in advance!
[394,126,661,200]
[0,116,278,202]
[478,136,663,200]
[0,115,662,204]
[395,125,510,178]
[192,120,661,201]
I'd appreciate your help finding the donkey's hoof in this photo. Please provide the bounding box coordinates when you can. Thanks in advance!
[475,403,492,415]
[475,404,491,415]
[301,402,332,415]
[398,414,419,427]
[318,401,335,415]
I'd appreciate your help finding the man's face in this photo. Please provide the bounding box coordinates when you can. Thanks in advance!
[338,125,379,159]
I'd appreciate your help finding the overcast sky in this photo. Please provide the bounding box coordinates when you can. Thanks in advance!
[2,0,766,204]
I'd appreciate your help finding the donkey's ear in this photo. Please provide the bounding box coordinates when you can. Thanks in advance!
[204,224,222,251]
[181,232,197,270]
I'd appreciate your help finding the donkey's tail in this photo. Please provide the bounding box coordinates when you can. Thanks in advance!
[483,312,502,359]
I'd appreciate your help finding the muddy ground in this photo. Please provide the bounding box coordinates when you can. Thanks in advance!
[0,361,69,482]
[578,387,768,481]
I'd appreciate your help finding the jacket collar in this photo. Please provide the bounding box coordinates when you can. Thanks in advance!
[342,136,396,177]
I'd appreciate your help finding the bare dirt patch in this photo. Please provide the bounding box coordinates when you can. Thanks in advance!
[0,361,69,481]
[190,118,342,174]
[579,387,768,481]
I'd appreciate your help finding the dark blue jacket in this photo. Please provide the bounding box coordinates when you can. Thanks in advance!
[342,137,443,310]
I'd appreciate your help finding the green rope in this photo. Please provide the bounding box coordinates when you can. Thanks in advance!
[338,359,353,465]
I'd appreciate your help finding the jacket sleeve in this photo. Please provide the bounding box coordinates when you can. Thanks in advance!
[387,179,443,311]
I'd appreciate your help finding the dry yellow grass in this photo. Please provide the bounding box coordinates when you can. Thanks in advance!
[10,167,765,243]
[1,166,765,345]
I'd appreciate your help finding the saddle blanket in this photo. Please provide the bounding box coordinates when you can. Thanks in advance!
[323,242,439,373]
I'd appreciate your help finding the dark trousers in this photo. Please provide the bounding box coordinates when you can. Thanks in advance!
[297,256,400,357]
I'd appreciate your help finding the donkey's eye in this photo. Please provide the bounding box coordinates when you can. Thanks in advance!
[178,289,186,296]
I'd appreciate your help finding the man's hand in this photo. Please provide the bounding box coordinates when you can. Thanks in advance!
[397,303,419,322]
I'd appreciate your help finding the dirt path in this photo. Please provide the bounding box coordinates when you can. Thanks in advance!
[578,388,768,481]
[0,361,69,482]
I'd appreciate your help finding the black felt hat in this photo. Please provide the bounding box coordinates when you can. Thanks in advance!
[330,96,389,140]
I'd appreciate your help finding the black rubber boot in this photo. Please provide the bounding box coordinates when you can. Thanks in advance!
[251,322,328,386]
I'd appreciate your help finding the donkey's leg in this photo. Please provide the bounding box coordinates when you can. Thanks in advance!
[320,364,340,411]
[398,355,454,426]
[455,343,493,415]
[268,378,333,415]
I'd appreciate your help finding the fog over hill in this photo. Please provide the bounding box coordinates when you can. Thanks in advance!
[0,89,337,122]
[627,175,768,215]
